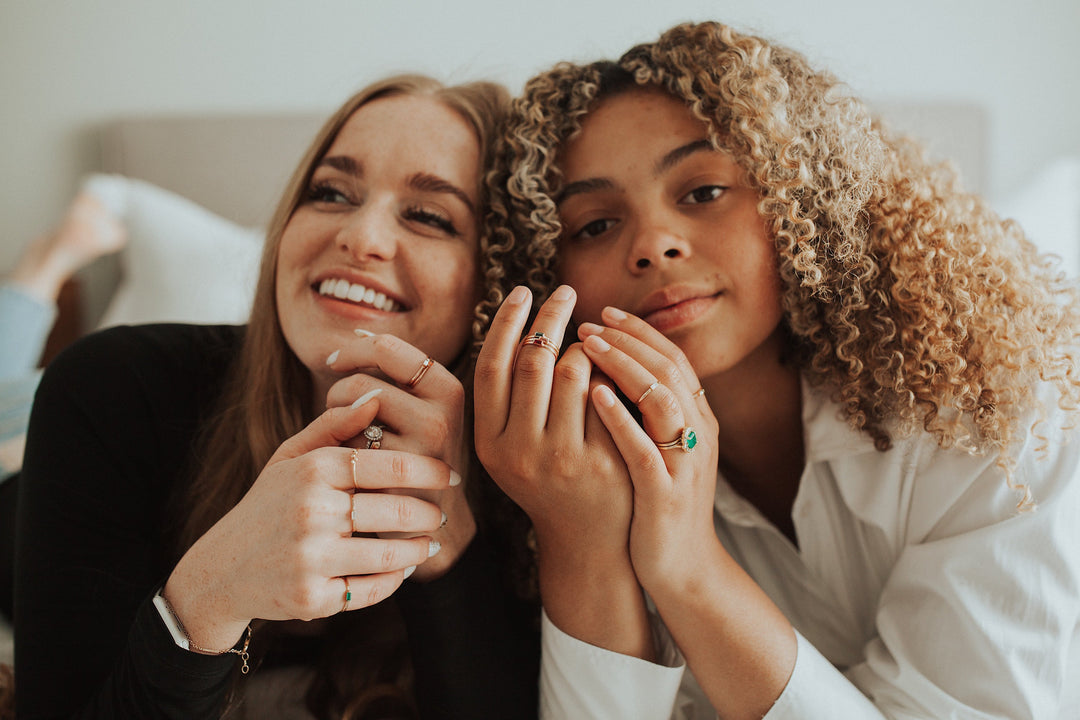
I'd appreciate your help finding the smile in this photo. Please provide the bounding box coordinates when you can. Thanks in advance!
[317,278,402,312]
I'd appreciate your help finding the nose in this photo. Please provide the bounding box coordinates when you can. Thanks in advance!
[628,216,690,272]
[338,203,397,262]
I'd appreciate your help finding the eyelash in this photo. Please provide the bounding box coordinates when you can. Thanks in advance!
[305,183,459,236]
[405,206,459,236]
[681,184,727,204]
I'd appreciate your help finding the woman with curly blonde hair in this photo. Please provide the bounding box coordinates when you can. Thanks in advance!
[475,21,1080,720]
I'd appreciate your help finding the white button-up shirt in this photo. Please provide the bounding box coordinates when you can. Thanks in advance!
[540,382,1080,719]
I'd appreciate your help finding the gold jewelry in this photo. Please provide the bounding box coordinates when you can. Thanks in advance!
[350,494,359,533]
[363,424,383,450]
[692,387,706,399]
[350,447,362,488]
[407,357,435,388]
[636,381,659,405]
[519,331,559,361]
[153,588,252,674]
[340,577,352,614]
[654,426,698,453]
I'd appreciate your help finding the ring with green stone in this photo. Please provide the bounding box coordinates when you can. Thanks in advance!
[654,426,698,453]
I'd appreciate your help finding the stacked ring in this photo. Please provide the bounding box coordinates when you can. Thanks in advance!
[519,331,560,361]
[407,357,434,388]
[655,426,698,453]
[363,424,383,450]
[340,577,352,614]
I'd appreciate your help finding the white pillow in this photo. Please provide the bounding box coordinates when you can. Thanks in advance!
[83,174,265,329]
[993,157,1080,277]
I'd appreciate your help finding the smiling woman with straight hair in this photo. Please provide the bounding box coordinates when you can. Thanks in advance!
[14,75,539,720]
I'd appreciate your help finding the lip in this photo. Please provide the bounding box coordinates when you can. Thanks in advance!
[636,284,721,332]
[311,270,410,313]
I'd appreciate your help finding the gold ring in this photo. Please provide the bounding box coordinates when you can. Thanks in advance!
[692,387,706,399]
[340,577,352,614]
[349,494,358,533]
[654,426,698,453]
[407,357,434,388]
[636,381,659,405]
[363,424,383,450]
[350,448,361,488]
[519,331,560,361]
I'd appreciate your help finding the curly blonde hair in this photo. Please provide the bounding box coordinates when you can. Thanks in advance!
[480,21,1080,507]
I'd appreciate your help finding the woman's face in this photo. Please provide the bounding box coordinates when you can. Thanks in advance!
[555,87,786,382]
[276,94,481,394]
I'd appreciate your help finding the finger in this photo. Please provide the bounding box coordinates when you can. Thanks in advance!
[326,333,456,399]
[581,307,700,397]
[474,285,533,441]
[580,334,686,443]
[547,344,592,441]
[590,384,672,495]
[338,534,441,578]
[334,569,412,613]
[334,447,461,492]
[270,389,383,464]
[348,492,445,534]
[508,285,577,429]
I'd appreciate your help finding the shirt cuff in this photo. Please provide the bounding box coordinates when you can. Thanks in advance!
[539,609,684,720]
[0,283,56,378]
[763,630,885,719]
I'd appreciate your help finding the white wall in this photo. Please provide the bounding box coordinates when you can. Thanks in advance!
[2,0,1078,271]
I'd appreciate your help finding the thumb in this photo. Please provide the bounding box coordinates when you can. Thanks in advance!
[270,388,382,463]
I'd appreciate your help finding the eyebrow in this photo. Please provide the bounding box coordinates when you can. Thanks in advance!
[555,138,716,204]
[316,156,476,216]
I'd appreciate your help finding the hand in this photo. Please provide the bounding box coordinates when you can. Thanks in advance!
[474,285,632,555]
[578,306,723,594]
[325,332,474,580]
[164,392,453,652]
[475,286,654,659]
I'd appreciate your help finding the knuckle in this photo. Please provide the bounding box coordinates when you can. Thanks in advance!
[554,359,590,386]
[379,541,399,571]
[654,389,683,418]
[513,354,550,382]
[390,453,412,484]
[394,497,415,527]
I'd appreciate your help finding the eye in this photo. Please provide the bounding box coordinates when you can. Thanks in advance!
[305,182,351,206]
[680,185,727,205]
[570,218,616,241]
[404,205,460,237]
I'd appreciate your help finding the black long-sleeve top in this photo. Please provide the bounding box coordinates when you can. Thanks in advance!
[14,324,538,719]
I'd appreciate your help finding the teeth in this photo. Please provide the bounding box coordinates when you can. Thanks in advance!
[318,278,399,312]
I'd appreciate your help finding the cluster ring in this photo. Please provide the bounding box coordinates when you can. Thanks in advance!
[362,424,383,450]
[654,426,699,454]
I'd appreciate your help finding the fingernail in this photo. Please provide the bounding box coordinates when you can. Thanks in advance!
[354,328,375,337]
[350,388,383,408]
[449,470,462,487]
[584,334,611,352]
[552,285,575,301]
[507,285,530,305]
[439,512,448,529]
[326,349,340,365]
[577,322,603,337]
[603,306,627,322]
[594,385,617,408]
[403,565,416,579]
[428,540,442,557]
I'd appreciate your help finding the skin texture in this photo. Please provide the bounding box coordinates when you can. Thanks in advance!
[477,88,804,719]
[165,95,483,652]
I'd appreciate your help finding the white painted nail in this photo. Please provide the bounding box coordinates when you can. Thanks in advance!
[354,328,375,337]
[449,470,462,487]
[403,565,416,579]
[350,388,383,409]
[439,512,448,529]
[428,540,441,557]
[326,349,340,365]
